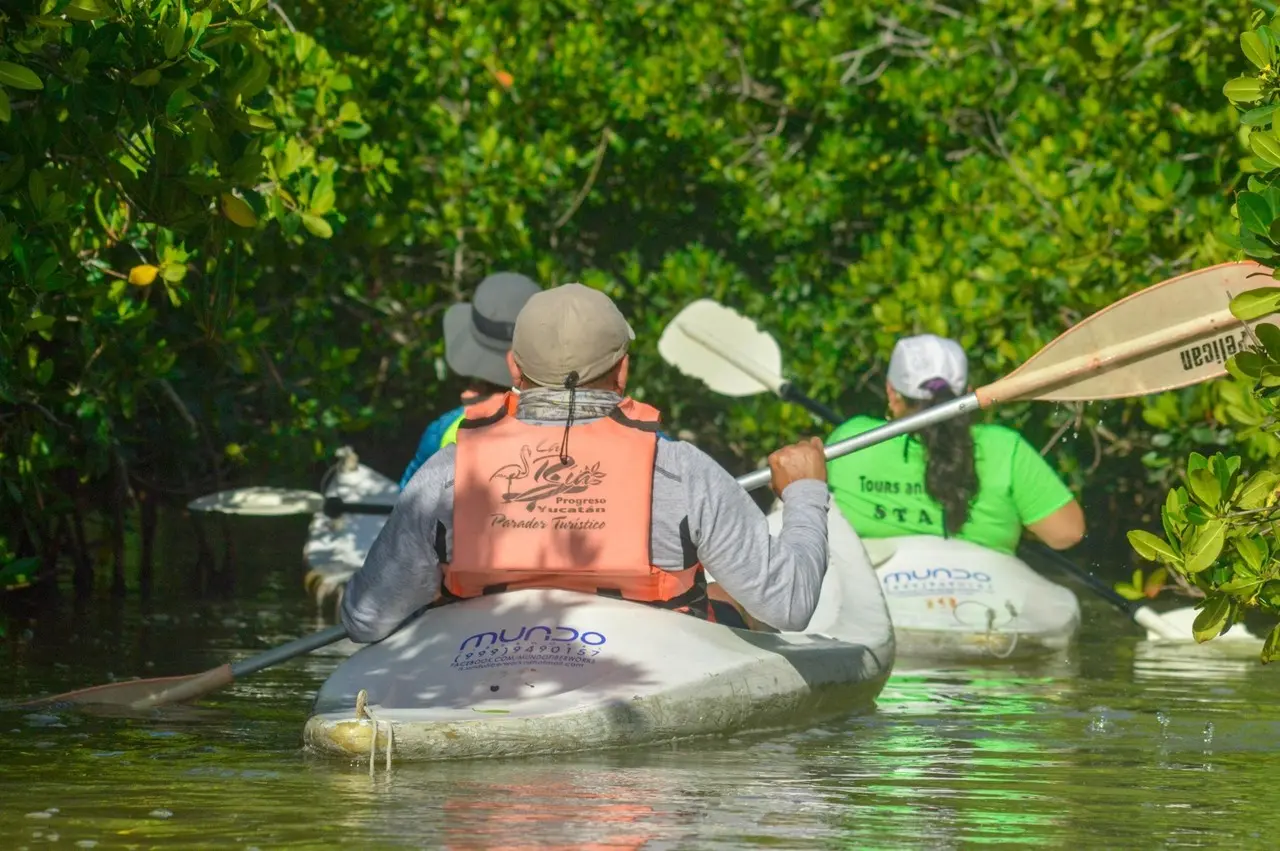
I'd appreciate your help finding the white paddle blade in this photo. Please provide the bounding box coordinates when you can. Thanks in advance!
[186,487,326,516]
[983,262,1279,404]
[658,299,785,396]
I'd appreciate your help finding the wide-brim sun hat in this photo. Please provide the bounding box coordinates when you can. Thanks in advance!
[442,272,543,386]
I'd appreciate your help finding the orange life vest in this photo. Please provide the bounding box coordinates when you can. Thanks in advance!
[438,392,712,619]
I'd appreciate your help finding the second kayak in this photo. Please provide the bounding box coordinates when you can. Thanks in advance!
[866,535,1080,661]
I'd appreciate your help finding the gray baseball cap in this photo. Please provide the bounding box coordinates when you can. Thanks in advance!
[443,272,542,386]
[512,283,635,387]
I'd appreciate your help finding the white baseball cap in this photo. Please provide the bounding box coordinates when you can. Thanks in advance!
[887,334,968,400]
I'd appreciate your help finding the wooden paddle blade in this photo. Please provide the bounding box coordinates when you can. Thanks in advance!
[186,486,326,516]
[981,262,1279,404]
[6,665,234,711]
[658,299,785,396]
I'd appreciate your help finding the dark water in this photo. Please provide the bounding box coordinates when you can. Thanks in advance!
[1,522,1278,849]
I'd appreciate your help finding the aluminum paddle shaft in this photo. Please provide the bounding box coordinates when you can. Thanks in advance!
[734,393,980,492]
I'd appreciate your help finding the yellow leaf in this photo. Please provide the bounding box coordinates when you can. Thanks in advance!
[128,264,159,286]
[64,0,112,21]
[220,193,259,227]
[300,212,333,239]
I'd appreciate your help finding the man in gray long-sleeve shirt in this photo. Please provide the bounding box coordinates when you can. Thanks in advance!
[340,284,831,643]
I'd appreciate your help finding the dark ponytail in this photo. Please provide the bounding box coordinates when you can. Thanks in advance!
[910,379,978,535]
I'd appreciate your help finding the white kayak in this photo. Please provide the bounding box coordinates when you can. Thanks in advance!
[302,447,397,609]
[302,503,896,762]
[864,535,1080,661]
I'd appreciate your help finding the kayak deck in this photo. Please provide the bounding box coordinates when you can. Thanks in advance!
[866,535,1080,662]
[303,504,896,761]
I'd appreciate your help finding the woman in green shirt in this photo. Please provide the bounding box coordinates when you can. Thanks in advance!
[827,334,1085,556]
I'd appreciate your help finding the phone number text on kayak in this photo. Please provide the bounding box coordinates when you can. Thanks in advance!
[450,643,602,670]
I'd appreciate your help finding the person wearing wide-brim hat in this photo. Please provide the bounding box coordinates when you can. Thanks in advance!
[344,282,833,644]
[399,272,542,487]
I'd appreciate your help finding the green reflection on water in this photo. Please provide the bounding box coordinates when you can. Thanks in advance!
[2,530,1280,848]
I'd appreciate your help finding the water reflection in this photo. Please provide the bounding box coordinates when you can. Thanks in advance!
[3,548,1280,847]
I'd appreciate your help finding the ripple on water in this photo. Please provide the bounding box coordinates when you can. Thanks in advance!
[1,570,1279,847]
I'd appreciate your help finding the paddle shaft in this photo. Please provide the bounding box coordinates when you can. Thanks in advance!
[1019,542,1135,613]
[735,393,980,491]
[132,622,346,709]
[324,496,393,517]
[1020,542,1188,640]
[779,382,846,424]
[230,624,348,678]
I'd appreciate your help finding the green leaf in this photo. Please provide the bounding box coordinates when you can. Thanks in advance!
[1263,624,1280,664]
[0,88,9,124]
[27,169,46,209]
[64,0,111,20]
[1261,26,1280,62]
[1218,576,1265,594]
[1226,76,1266,103]
[1114,583,1145,601]
[1231,287,1280,321]
[130,69,162,87]
[1192,594,1233,643]
[0,61,43,91]
[1127,529,1178,563]
[1185,519,1227,574]
[1258,323,1280,360]
[1185,504,1210,526]
[1243,31,1270,69]
[300,213,333,239]
[1238,191,1273,236]
[1233,349,1266,377]
[1252,130,1280,167]
[162,23,186,60]
[1189,467,1221,509]
[1243,103,1280,127]
[1236,470,1279,509]
[1212,453,1236,500]
[22,315,55,333]
[310,174,335,216]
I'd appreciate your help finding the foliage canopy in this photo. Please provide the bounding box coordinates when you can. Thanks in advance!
[0,0,1253,592]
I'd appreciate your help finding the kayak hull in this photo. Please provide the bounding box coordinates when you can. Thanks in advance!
[304,504,895,761]
[302,450,397,609]
[867,535,1080,662]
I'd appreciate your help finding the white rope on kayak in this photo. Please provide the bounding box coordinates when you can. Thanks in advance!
[985,602,1020,659]
[954,600,1020,659]
[355,688,393,776]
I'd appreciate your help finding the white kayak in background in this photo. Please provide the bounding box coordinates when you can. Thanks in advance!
[302,447,397,610]
[302,503,896,762]
[864,535,1080,661]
